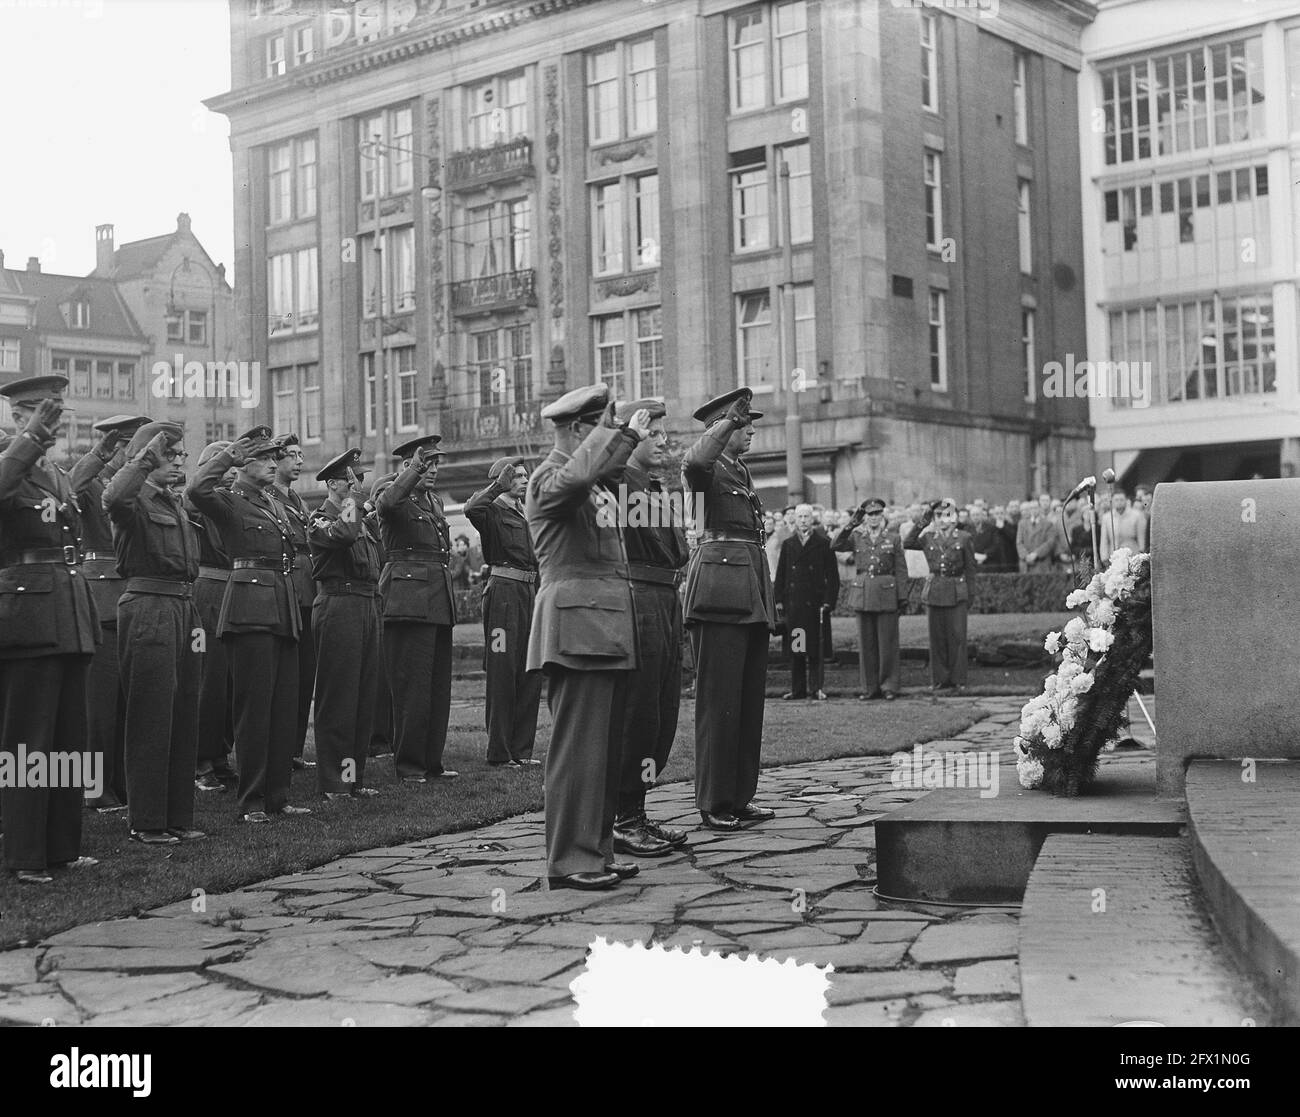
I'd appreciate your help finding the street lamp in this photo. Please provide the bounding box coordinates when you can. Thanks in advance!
[164,255,218,426]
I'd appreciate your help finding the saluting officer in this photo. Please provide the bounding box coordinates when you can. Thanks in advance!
[308,448,383,800]
[527,384,652,890]
[904,498,977,691]
[831,498,909,700]
[270,434,317,769]
[105,421,204,845]
[189,441,236,792]
[465,456,544,769]
[70,413,150,811]
[612,398,690,858]
[376,436,459,783]
[367,470,396,760]
[0,376,99,884]
[682,387,775,832]
[188,427,309,822]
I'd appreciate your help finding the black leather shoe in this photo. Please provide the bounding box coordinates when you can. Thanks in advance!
[884,691,898,701]
[782,692,807,701]
[861,690,882,701]
[548,871,620,891]
[612,821,674,858]
[700,811,743,831]
[644,818,688,848]
[734,804,775,823]
[16,870,54,885]
[604,861,639,879]
[167,828,206,841]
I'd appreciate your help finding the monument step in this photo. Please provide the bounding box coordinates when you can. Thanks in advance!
[1019,833,1269,1026]
[1186,759,1300,1025]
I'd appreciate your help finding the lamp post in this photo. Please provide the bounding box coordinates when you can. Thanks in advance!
[777,158,804,507]
[362,138,391,472]
[164,254,218,430]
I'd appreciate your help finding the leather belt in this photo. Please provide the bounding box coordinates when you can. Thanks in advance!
[391,548,449,565]
[318,579,378,597]
[124,577,194,599]
[489,565,537,584]
[627,563,682,587]
[198,565,230,581]
[82,551,115,562]
[3,546,81,566]
[232,556,293,574]
[699,531,762,546]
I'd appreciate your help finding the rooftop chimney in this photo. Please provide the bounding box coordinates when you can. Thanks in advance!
[27,256,40,273]
[177,212,192,234]
[95,223,115,275]
[0,249,5,270]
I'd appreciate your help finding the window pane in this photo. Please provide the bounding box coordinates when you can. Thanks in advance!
[587,46,620,142]
[628,38,657,134]
[737,292,774,388]
[775,1,808,101]
[593,183,624,274]
[297,136,317,217]
[296,247,319,325]
[733,165,769,251]
[508,198,531,271]
[634,174,659,267]
[634,307,663,398]
[390,106,413,190]
[595,314,627,397]
[781,143,811,244]
[731,10,767,111]
[269,141,291,223]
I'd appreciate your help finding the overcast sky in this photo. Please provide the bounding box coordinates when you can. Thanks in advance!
[0,0,234,281]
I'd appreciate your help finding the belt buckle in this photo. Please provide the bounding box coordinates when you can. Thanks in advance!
[63,545,78,566]
[282,555,293,575]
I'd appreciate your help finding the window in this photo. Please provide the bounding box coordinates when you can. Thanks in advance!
[395,346,418,432]
[67,357,91,397]
[271,363,322,443]
[71,299,90,329]
[737,291,775,390]
[729,2,808,113]
[359,104,414,199]
[793,283,815,379]
[594,314,627,397]
[267,135,316,223]
[1013,50,1028,144]
[591,174,658,275]
[929,290,948,390]
[921,14,938,112]
[363,352,379,436]
[455,202,531,281]
[1288,28,1300,133]
[465,70,529,149]
[586,37,657,144]
[592,183,624,275]
[463,325,535,412]
[94,359,113,399]
[779,142,812,245]
[0,338,18,371]
[293,24,314,66]
[1017,179,1032,274]
[268,247,318,334]
[115,362,133,399]
[167,312,184,342]
[187,310,207,346]
[265,33,285,78]
[732,157,769,252]
[590,309,662,399]
[924,150,942,249]
[362,227,417,316]
[1022,308,1036,402]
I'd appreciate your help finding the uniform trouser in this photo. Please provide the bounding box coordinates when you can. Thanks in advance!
[293,604,315,759]
[691,622,768,814]
[544,667,628,877]
[195,577,233,773]
[927,602,968,686]
[0,654,89,871]
[119,594,201,832]
[857,609,901,695]
[313,594,380,794]
[482,578,543,763]
[85,622,127,805]
[370,622,392,756]
[386,622,453,778]
[617,583,682,819]
[224,632,298,815]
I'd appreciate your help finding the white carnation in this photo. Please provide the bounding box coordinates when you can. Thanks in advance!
[1087,599,1116,627]
[1042,722,1064,749]
[1087,629,1115,654]
[1069,671,1095,695]
[1044,631,1062,654]
[1058,659,1083,682]
[1064,589,1089,610]
[1064,617,1087,641]
[1017,755,1044,789]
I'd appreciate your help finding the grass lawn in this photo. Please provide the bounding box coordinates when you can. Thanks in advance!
[0,679,1006,948]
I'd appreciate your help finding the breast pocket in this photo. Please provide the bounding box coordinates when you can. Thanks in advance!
[147,510,185,559]
[0,566,59,650]
[694,542,758,616]
[381,563,432,621]
[240,515,276,556]
[553,582,631,657]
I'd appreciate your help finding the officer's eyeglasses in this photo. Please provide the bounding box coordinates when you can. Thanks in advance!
[164,449,189,462]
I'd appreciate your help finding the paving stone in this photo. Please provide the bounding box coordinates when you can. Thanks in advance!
[0,950,38,986]
[436,984,570,1015]
[44,945,248,972]
[911,993,958,1009]
[505,1004,579,1027]
[826,997,908,1027]
[683,903,805,925]
[241,1000,434,1027]
[761,940,910,969]
[517,923,655,949]
[813,890,881,913]
[389,873,533,899]
[741,926,843,951]
[0,993,81,1026]
[913,1001,1025,1027]
[231,917,300,932]
[43,918,251,951]
[434,947,581,985]
[827,970,951,1004]
[724,868,865,893]
[211,943,388,996]
[953,959,1020,997]
[263,873,383,892]
[815,920,867,936]
[461,925,538,948]
[908,922,1018,965]
[345,936,465,970]
[278,891,360,911]
[92,985,263,1027]
[312,895,438,919]
[411,916,500,936]
[54,970,208,1015]
[334,972,460,1006]
[652,925,741,953]
[862,921,930,942]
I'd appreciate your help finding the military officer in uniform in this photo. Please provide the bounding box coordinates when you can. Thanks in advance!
[270,434,317,768]
[774,503,840,701]
[611,398,690,858]
[682,387,775,832]
[376,436,460,783]
[105,421,204,844]
[831,498,910,700]
[527,384,652,890]
[367,471,396,760]
[188,427,309,822]
[0,377,99,883]
[308,448,383,800]
[465,455,544,768]
[904,498,977,691]
[70,413,150,810]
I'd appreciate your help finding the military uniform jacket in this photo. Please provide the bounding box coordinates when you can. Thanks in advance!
[0,431,100,657]
[620,462,689,572]
[525,424,639,673]
[104,461,201,581]
[904,526,978,607]
[831,524,908,612]
[270,485,315,607]
[681,425,772,626]
[465,486,537,572]
[309,496,383,585]
[376,477,456,625]
[187,450,301,639]
[187,493,231,570]
[70,449,126,620]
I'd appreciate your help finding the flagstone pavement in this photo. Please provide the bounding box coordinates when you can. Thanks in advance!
[0,698,1060,1027]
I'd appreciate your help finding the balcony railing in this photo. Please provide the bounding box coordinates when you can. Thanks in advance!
[446,136,534,190]
[449,269,537,316]
[442,398,542,445]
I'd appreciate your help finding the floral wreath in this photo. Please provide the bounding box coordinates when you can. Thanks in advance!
[1013,548,1153,795]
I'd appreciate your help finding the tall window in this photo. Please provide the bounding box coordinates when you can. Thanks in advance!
[779,142,812,245]
[360,104,414,198]
[794,283,815,378]
[594,314,627,397]
[268,135,316,223]
[265,33,285,78]
[94,359,113,399]
[362,227,416,316]
[71,299,90,328]
[921,14,938,111]
[456,201,532,280]
[117,361,133,398]
[465,70,529,149]
[0,338,18,371]
[1013,50,1028,144]
[929,290,948,391]
[729,2,808,112]
[1017,179,1033,274]
[395,346,418,432]
[587,37,657,144]
[592,308,663,399]
[293,24,314,66]
[737,291,775,390]
[187,310,208,345]
[268,247,318,334]
[732,156,769,252]
[1288,28,1300,133]
[923,150,942,249]
[1022,308,1036,402]
[592,174,658,274]
[271,363,322,443]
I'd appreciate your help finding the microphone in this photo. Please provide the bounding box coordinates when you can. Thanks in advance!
[1101,468,1117,484]
[1063,476,1097,503]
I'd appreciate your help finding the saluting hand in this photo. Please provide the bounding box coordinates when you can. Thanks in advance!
[26,398,64,444]
[625,408,653,441]
[226,436,257,466]
[137,430,170,469]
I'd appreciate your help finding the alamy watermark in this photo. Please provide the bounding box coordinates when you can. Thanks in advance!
[151,356,261,409]
[891,744,1000,798]
[1040,356,1151,409]
[0,742,104,799]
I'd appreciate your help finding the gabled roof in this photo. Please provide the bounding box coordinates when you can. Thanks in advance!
[98,232,173,280]
[0,268,146,341]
